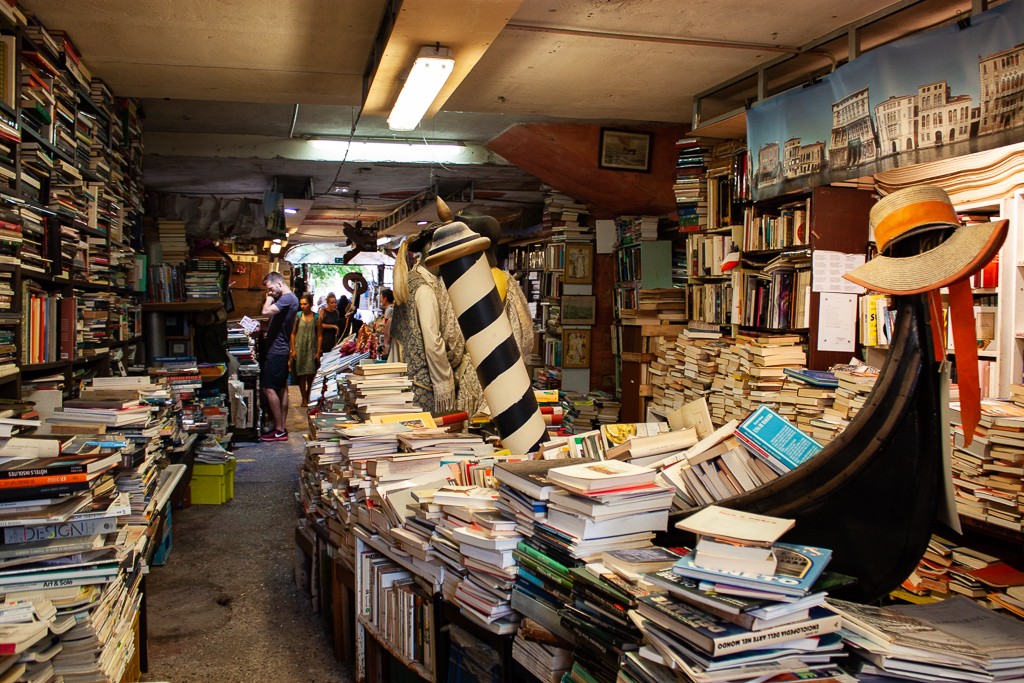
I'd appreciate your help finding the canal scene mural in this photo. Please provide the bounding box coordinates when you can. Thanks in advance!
[746,0,1024,201]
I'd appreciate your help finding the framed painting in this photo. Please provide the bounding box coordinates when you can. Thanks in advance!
[599,128,652,172]
[563,243,594,285]
[561,295,596,325]
[562,328,592,369]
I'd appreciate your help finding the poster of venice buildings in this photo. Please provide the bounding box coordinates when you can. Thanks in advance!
[755,41,1024,191]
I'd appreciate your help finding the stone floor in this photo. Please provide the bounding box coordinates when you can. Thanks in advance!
[142,387,352,683]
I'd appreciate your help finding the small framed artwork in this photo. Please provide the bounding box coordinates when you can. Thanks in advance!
[562,328,592,369]
[166,339,191,357]
[561,295,596,325]
[563,243,594,285]
[599,128,652,172]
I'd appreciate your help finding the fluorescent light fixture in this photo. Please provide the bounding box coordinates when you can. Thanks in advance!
[387,46,455,131]
[308,138,472,164]
[284,207,298,215]
[416,220,429,225]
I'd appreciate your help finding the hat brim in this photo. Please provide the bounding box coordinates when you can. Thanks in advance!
[843,219,1007,295]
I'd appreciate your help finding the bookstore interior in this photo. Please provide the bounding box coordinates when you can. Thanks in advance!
[4,1,1024,682]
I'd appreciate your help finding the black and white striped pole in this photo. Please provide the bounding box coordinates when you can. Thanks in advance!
[424,221,548,455]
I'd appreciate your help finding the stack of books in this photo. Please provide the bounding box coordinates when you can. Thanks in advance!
[538,460,673,563]
[951,397,1024,532]
[618,288,687,324]
[183,259,226,300]
[157,220,189,265]
[657,422,781,509]
[830,595,1024,681]
[46,399,152,434]
[674,138,710,231]
[342,362,418,419]
[633,506,844,681]
[511,627,572,683]
[831,367,879,420]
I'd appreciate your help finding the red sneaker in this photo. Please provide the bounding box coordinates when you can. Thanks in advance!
[260,430,288,442]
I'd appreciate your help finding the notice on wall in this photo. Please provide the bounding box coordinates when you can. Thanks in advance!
[817,293,858,353]
[812,250,866,294]
[595,219,616,254]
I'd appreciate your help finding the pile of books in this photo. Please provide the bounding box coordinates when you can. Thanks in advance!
[830,595,1024,681]
[831,367,879,420]
[183,259,226,300]
[157,220,189,265]
[342,362,418,419]
[538,460,673,563]
[658,424,781,509]
[46,396,153,434]
[0,427,173,683]
[674,138,710,231]
[619,288,687,324]
[896,533,1024,616]
[634,506,845,682]
[559,390,620,434]
[951,397,1024,531]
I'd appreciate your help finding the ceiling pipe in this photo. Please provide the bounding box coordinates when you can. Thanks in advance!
[505,22,810,55]
[289,104,299,138]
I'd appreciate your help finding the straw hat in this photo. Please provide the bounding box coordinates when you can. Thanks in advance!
[843,186,1007,295]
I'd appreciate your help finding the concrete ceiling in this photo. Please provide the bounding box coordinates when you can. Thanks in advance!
[21,0,977,244]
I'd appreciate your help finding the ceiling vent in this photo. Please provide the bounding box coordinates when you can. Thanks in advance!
[272,175,314,200]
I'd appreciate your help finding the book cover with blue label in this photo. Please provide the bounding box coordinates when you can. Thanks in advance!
[671,542,833,597]
[735,405,823,471]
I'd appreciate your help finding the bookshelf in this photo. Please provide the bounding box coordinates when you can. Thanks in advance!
[734,186,874,370]
[0,12,175,681]
[538,192,594,394]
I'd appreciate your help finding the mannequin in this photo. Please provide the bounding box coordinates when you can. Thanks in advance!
[388,228,464,413]
[452,213,535,418]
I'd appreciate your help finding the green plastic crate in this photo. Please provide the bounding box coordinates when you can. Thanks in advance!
[190,460,237,505]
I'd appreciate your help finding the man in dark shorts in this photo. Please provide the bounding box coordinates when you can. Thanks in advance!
[260,272,298,441]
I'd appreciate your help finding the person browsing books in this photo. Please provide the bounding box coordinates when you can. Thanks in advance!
[260,272,298,441]
[317,292,341,358]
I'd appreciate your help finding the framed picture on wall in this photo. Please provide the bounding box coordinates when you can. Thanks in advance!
[563,328,592,369]
[561,295,596,325]
[563,244,594,285]
[599,128,652,172]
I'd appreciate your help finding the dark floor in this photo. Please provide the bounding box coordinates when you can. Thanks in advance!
[142,387,352,683]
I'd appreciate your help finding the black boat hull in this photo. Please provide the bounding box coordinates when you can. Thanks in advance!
[664,295,945,602]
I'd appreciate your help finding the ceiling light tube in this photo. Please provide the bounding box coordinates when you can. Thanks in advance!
[387,46,455,131]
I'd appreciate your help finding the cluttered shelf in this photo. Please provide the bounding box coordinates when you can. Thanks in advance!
[356,615,436,683]
[141,299,223,312]
[959,515,1024,547]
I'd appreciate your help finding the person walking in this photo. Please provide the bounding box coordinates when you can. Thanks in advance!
[317,292,341,359]
[379,287,394,357]
[291,293,319,407]
[260,271,298,442]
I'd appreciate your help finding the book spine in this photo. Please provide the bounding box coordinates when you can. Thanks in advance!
[710,611,842,657]
[0,481,91,503]
[4,515,117,543]
[0,463,89,479]
[0,471,90,488]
